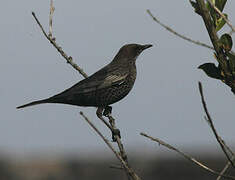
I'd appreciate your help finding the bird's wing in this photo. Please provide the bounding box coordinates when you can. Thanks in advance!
[84,73,128,93]
[61,63,129,95]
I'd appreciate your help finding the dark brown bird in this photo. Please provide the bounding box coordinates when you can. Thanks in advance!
[17,44,152,117]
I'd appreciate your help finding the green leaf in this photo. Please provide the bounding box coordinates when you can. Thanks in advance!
[227,52,235,74]
[215,0,227,11]
[189,0,201,15]
[198,63,222,79]
[215,13,227,32]
[219,33,233,52]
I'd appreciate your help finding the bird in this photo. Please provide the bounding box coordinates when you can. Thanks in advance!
[17,44,152,118]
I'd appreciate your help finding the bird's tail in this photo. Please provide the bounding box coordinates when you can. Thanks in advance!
[17,98,53,109]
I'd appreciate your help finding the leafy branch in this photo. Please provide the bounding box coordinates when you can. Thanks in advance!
[191,0,235,93]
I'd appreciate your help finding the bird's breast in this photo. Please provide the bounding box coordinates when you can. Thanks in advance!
[95,76,135,106]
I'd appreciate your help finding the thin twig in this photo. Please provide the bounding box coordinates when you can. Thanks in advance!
[31,12,88,78]
[140,132,235,180]
[48,0,55,38]
[97,113,131,180]
[80,112,142,180]
[107,114,131,180]
[198,82,235,168]
[110,164,124,170]
[107,115,128,161]
[220,139,235,157]
[217,156,235,180]
[207,0,235,32]
[146,9,214,50]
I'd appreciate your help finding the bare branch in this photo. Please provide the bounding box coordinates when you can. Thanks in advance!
[31,12,88,78]
[198,82,235,168]
[110,164,124,170]
[80,112,142,180]
[146,9,214,50]
[48,0,55,38]
[140,132,235,180]
[96,113,131,180]
[217,156,235,180]
[107,114,128,162]
[207,0,235,32]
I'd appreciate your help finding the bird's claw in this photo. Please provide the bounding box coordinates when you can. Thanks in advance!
[103,106,112,117]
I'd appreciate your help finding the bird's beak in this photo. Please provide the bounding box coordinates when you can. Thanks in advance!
[141,44,153,50]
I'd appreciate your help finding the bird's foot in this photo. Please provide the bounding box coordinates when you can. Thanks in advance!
[103,106,112,117]
[96,106,121,141]
[103,106,121,141]
[96,107,104,119]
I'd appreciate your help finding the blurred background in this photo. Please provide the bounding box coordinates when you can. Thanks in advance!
[1,0,235,179]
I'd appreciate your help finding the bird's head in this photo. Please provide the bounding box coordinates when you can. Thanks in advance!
[113,44,152,63]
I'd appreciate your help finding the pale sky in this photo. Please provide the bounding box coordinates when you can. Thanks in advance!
[1,0,235,157]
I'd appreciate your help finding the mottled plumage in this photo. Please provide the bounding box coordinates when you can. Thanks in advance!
[17,44,152,110]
